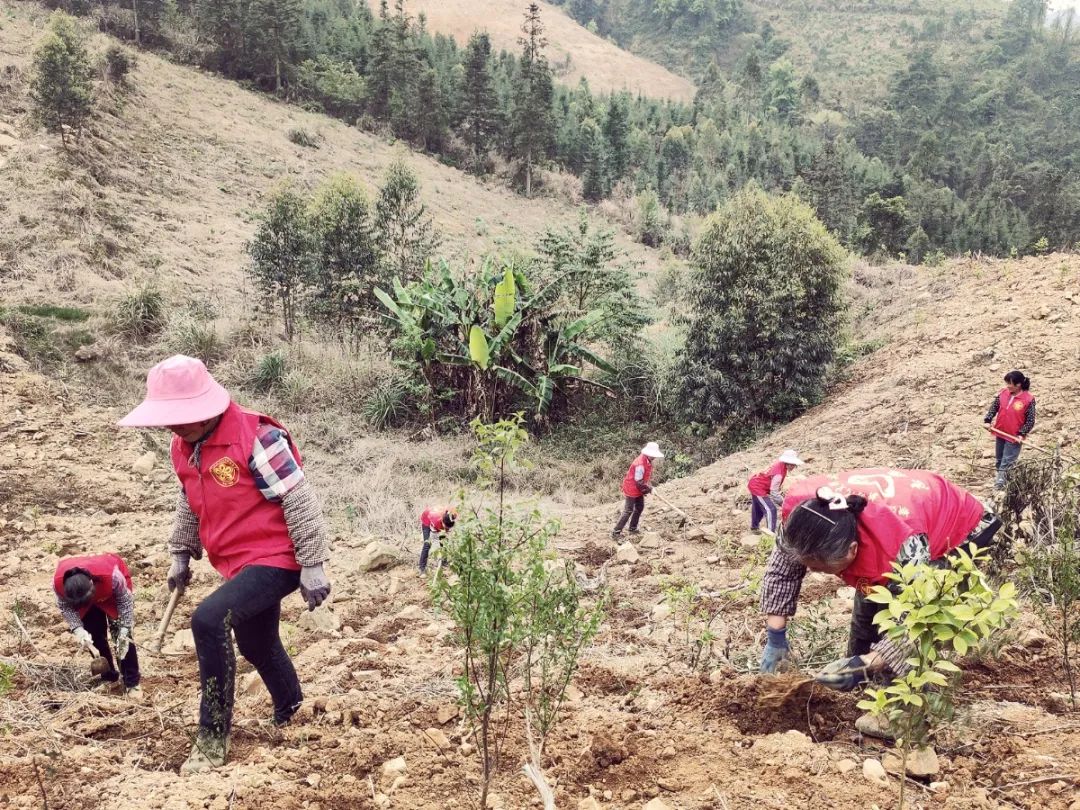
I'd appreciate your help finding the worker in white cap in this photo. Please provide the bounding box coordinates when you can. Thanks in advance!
[612,442,664,539]
[747,448,804,535]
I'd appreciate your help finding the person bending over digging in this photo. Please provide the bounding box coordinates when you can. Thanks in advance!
[758,468,1000,736]
[612,442,664,539]
[983,369,1036,490]
[419,505,457,573]
[53,552,141,697]
[747,448,804,535]
[119,355,332,774]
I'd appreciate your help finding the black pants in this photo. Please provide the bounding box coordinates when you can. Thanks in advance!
[847,513,1002,657]
[83,605,140,687]
[190,565,302,735]
[613,495,645,534]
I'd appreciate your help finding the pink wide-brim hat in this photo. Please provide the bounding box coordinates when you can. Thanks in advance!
[119,354,230,427]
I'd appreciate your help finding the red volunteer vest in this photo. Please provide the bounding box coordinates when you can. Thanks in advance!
[171,402,301,580]
[621,454,653,497]
[748,461,787,497]
[421,507,449,531]
[781,468,985,592]
[53,553,132,619]
[992,389,1033,443]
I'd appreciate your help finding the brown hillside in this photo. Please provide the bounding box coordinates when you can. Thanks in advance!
[4,247,1079,806]
[0,0,667,309]
[372,0,697,101]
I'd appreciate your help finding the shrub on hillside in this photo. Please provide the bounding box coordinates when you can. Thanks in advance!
[30,11,94,145]
[103,45,136,85]
[676,183,846,428]
[111,284,166,339]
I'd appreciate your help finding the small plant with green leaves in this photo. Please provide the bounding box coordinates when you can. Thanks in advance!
[1006,455,1080,708]
[857,546,1018,808]
[111,284,166,339]
[659,576,718,670]
[432,416,605,809]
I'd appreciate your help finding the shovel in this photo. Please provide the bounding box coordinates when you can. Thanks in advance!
[651,490,700,528]
[987,426,1075,461]
[145,589,182,655]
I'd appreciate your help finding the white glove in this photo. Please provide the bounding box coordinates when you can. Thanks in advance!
[116,626,132,660]
[72,627,95,653]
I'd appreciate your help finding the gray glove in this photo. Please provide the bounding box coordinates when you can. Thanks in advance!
[769,491,783,507]
[72,626,95,653]
[167,553,191,594]
[300,564,331,611]
[760,627,789,673]
[815,655,870,691]
[116,625,133,660]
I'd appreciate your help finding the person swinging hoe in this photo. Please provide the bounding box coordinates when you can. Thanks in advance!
[120,355,333,774]
[758,468,1000,736]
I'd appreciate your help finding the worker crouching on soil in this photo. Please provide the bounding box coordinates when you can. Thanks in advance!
[983,369,1036,490]
[759,468,1000,732]
[54,553,141,697]
[747,448,804,535]
[120,355,332,774]
[612,442,664,539]
[419,505,457,573]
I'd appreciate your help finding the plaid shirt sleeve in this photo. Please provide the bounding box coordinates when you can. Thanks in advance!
[760,545,807,617]
[168,491,203,560]
[56,593,83,631]
[112,567,135,628]
[250,425,306,502]
[282,479,331,566]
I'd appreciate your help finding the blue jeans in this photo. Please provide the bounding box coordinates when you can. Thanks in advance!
[190,565,302,735]
[994,438,1022,489]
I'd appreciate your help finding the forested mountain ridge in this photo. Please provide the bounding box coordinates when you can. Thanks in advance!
[15,0,1080,263]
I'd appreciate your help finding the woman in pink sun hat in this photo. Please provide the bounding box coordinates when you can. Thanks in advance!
[120,355,332,774]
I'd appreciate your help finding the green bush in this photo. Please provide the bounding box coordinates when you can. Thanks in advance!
[250,350,288,393]
[164,314,223,364]
[0,311,63,368]
[286,127,320,148]
[111,285,166,339]
[103,45,136,84]
[676,183,847,428]
[361,376,411,430]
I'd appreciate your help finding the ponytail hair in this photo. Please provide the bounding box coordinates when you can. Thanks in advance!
[780,489,867,566]
[1004,370,1030,391]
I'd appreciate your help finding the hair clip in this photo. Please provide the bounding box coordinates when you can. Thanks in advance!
[816,486,849,511]
[799,500,837,525]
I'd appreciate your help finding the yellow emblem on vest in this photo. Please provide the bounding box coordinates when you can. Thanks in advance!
[209,457,240,487]
[1013,401,1025,411]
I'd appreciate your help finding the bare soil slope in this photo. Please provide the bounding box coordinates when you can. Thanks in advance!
[369,0,697,102]
[0,1,666,310]
[3,253,1079,808]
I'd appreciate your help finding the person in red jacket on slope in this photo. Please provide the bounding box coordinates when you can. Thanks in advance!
[758,469,1000,734]
[611,442,664,539]
[746,448,804,535]
[120,355,332,774]
[983,370,1036,490]
[419,505,457,573]
[53,553,141,697]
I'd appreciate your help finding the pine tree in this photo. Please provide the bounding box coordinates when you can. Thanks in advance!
[387,0,420,138]
[366,0,393,121]
[248,0,304,92]
[415,66,447,151]
[579,117,607,201]
[248,185,314,341]
[603,92,630,183]
[308,174,383,340]
[510,4,555,197]
[459,32,501,171]
[375,161,439,282]
[30,11,94,146]
[194,0,250,77]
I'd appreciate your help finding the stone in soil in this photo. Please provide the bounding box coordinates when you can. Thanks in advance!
[863,758,889,785]
[883,746,939,778]
[615,543,640,564]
